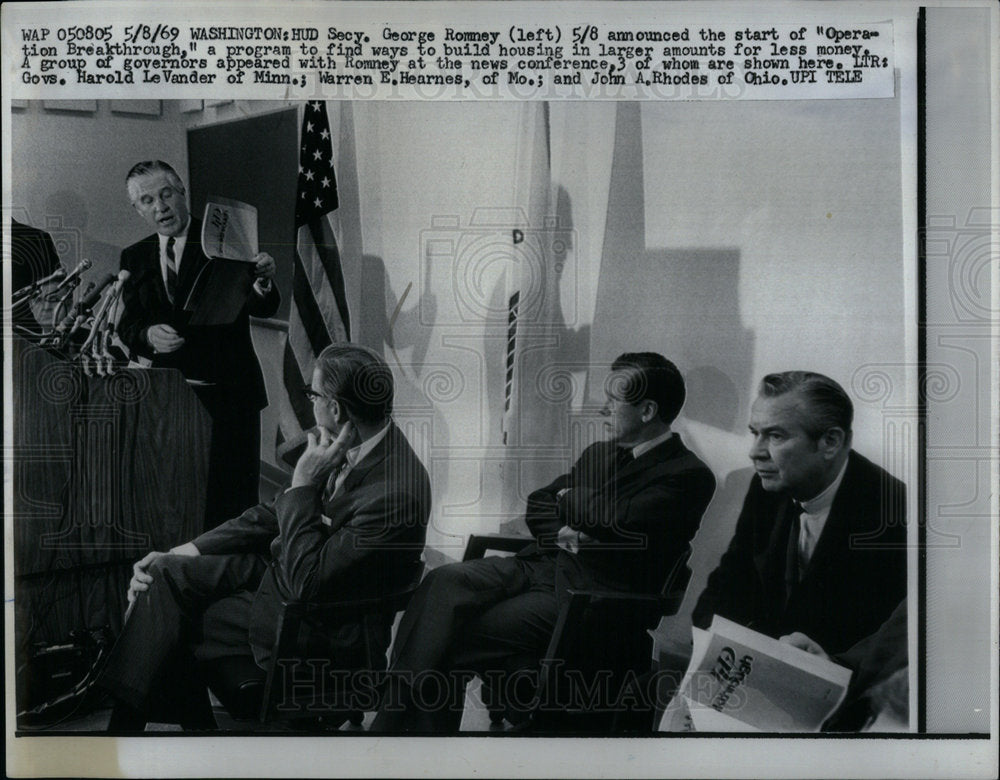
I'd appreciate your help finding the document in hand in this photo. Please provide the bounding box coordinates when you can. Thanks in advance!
[659,616,852,732]
[182,199,260,326]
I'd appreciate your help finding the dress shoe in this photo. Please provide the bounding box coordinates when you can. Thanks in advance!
[17,642,111,729]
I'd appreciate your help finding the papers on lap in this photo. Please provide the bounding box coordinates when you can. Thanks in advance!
[660,616,852,732]
[183,199,259,326]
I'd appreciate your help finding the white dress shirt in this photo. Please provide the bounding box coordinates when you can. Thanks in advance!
[796,457,850,573]
[326,421,392,499]
[631,429,675,460]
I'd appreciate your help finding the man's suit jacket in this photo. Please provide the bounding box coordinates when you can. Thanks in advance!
[524,435,717,596]
[191,423,432,666]
[118,218,280,410]
[692,450,906,655]
[11,219,61,331]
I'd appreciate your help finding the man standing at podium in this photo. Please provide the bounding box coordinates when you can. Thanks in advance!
[117,160,280,528]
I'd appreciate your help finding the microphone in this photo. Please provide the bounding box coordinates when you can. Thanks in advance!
[54,273,116,339]
[80,271,131,354]
[50,258,92,294]
[12,266,67,302]
[109,269,131,296]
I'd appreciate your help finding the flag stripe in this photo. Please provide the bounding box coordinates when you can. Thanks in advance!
[277,100,354,455]
[291,249,334,357]
[307,218,352,340]
[282,340,315,430]
[287,305,317,375]
[297,221,349,343]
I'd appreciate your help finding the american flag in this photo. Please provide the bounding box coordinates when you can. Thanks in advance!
[279,101,353,444]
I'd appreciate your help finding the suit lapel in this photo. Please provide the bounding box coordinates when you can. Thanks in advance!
[174,219,209,307]
[322,425,396,523]
[614,434,683,484]
[796,453,857,588]
[138,235,172,309]
[754,496,796,612]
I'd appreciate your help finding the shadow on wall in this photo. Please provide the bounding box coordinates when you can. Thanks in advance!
[355,251,460,552]
[588,101,758,613]
[42,190,123,280]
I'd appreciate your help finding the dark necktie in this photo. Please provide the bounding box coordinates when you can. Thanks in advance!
[164,237,178,304]
[784,502,804,602]
[323,459,349,502]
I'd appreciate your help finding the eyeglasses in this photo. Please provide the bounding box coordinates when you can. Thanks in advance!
[302,388,330,402]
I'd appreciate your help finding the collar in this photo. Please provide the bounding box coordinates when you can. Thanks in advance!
[157,220,190,252]
[631,429,675,460]
[800,456,850,515]
[343,420,391,469]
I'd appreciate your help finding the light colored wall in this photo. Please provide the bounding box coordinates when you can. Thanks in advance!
[10,101,189,281]
[592,98,905,608]
[10,99,909,578]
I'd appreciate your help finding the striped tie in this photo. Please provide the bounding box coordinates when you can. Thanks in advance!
[165,237,178,303]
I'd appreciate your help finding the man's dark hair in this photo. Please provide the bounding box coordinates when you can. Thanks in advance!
[125,160,185,191]
[610,352,686,425]
[316,343,393,424]
[758,371,854,440]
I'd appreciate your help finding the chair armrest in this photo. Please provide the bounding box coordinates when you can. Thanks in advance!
[463,533,534,561]
[564,588,664,609]
[260,571,423,722]
[281,586,418,622]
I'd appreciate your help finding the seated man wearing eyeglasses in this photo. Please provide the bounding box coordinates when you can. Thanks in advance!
[20,343,431,731]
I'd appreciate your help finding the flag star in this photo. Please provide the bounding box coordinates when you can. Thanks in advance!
[313,197,323,208]
[304,170,314,181]
[310,101,321,110]
[313,149,323,160]
[320,129,330,140]
[306,121,314,132]
[320,177,330,188]
[298,165,303,173]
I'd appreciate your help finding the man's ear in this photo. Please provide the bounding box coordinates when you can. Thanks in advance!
[331,399,349,426]
[641,400,659,424]
[819,427,847,458]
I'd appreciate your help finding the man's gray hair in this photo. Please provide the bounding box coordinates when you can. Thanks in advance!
[758,371,853,440]
[315,344,393,424]
[125,160,185,194]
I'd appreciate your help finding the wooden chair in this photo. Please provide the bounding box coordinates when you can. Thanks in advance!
[200,572,422,730]
[463,534,692,732]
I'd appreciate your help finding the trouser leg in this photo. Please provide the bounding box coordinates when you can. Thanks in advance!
[97,553,266,713]
[373,555,538,732]
[450,587,560,727]
[194,387,262,530]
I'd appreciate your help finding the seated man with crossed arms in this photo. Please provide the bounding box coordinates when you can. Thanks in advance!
[373,352,716,732]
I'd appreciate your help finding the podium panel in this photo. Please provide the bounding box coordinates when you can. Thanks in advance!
[12,337,211,674]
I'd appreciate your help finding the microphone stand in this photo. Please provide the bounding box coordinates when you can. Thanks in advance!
[79,285,121,376]
[42,281,84,350]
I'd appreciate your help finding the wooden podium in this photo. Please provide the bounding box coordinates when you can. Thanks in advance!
[12,337,211,680]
